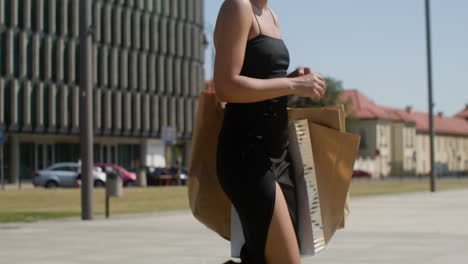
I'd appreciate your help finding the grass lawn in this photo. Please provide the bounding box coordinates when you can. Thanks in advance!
[0,186,189,223]
[349,179,468,197]
[1,180,467,223]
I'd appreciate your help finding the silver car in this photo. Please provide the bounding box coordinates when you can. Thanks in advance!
[33,162,107,188]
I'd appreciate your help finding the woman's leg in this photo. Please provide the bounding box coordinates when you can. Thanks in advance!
[264,182,301,264]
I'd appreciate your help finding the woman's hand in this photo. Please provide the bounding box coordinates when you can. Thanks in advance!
[290,69,327,101]
[287,67,312,78]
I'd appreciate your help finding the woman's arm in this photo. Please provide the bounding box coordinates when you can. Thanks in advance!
[213,0,325,103]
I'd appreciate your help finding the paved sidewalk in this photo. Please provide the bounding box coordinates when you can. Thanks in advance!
[1,182,35,191]
[1,189,467,264]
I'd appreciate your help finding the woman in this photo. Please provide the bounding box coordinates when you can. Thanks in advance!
[214,0,326,263]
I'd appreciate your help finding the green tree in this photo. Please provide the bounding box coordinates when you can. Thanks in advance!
[288,76,346,108]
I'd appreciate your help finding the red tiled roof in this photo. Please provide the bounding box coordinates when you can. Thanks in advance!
[455,106,468,119]
[340,90,406,121]
[409,111,468,135]
[340,90,468,136]
[205,80,215,93]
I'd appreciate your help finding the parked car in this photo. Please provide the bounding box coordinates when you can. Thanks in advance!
[129,166,187,186]
[352,170,373,179]
[33,162,107,188]
[94,163,137,187]
[128,166,156,185]
[145,166,172,186]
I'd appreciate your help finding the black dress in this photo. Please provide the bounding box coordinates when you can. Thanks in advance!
[216,8,297,264]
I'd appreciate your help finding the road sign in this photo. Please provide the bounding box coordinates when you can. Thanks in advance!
[162,126,177,144]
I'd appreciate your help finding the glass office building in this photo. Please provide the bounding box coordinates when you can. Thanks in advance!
[0,0,205,182]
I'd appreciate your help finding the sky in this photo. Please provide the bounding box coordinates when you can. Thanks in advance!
[204,0,468,116]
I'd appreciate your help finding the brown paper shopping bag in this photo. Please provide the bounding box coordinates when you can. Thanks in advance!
[307,122,359,243]
[288,105,351,229]
[286,106,360,255]
[187,91,231,240]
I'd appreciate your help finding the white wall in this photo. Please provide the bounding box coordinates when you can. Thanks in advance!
[144,140,166,167]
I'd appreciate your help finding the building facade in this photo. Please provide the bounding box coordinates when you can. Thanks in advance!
[342,90,468,178]
[0,0,205,183]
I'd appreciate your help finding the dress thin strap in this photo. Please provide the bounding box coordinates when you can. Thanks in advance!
[252,6,262,34]
[267,8,278,27]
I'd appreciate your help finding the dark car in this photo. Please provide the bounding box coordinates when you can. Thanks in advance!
[149,167,173,186]
[352,169,373,178]
[167,167,188,185]
[129,166,187,186]
[129,166,171,186]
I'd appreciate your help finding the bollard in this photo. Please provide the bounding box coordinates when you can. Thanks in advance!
[105,172,123,218]
[137,167,147,187]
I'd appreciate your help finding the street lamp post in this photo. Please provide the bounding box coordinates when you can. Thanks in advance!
[79,0,94,219]
[424,0,436,192]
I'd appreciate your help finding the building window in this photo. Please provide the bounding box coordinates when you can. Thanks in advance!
[47,144,54,167]
[359,129,367,150]
[56,143,80,163]
[37,144,44,169]
[410,130,413,147]
[20,143,35,180]
[404,130,406,147]
[103,145,109,163]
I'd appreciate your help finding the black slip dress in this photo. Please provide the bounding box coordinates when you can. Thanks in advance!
[216,7,298,264]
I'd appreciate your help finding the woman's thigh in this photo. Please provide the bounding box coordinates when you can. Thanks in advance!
[265,182,301,264]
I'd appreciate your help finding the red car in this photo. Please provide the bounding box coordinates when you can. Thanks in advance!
[352,170,373,178]
[94,163,137,186]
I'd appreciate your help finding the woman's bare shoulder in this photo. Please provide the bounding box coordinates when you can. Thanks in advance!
[221,0,252,10]
[218,0,252,18]
[215,0,253,44]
